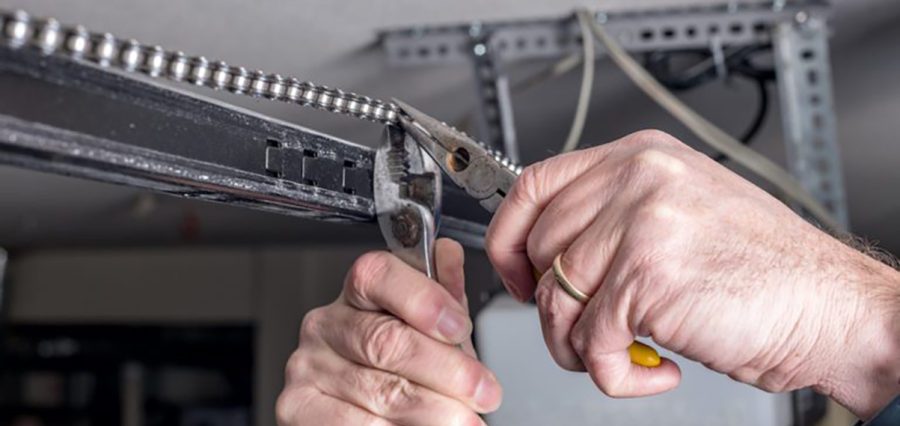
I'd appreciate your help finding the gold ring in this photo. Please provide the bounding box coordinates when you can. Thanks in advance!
[552,254,589,303]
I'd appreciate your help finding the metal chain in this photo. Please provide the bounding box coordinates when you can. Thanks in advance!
[0,9,524,174]
[0,9,400,125]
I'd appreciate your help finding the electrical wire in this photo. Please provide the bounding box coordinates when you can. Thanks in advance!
[712,75,769,162]
[644,46,774,162]
[577,9,842,231]
[512,52,582,93]
[561,12,596,153]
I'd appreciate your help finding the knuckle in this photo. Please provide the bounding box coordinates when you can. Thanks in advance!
[299,307,325,343]
[637,196,683,226]
[535,282,569,331]
[755,369,793,393]
[512,161,550,206]
[631,129,682,147]
[276,387,316,426]
[525,231,543,268]
[533,282,554,319]
[599,381,626,398]
[585,360,626,398]
[275,391,295,425]
[569,329,588,359]
[347,251,394,298]
[362,317,413,369]
[483,227,503,263]
[627,148,687,177]
[631,249,674,286]
[283,350,311,385]
[374,374,421,414]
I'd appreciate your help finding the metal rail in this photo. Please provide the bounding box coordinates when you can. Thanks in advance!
[0,47,376,222]
[0,47,489,241]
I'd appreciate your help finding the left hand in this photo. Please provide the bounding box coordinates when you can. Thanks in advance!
[277,239,502,426]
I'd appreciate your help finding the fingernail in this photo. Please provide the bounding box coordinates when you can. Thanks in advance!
[474,374,502,412]
[437,308,469,342]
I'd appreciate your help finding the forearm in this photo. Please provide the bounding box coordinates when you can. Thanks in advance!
[815,252,900,420]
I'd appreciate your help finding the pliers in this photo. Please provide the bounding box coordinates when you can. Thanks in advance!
[373,124,441,279]
[376,99,660,368]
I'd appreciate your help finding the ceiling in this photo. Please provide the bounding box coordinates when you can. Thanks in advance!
[1,0,900,253]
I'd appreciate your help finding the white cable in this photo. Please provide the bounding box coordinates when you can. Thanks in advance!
[513,52,581,93]
[577,10,841,231]
[561,12,596,153]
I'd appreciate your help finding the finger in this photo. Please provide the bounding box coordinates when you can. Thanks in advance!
[435,238,478,357]
[525,164,619,273]
[569,271,681,397]
[319,306,502,412]
[311,348,488,425]
[486,144,616,302]
[435,238,467,305]
[276,386,394,426]
[534,268,586,371]
[531,198,627,370]
[342,251,472,345]
[551,205,625,300]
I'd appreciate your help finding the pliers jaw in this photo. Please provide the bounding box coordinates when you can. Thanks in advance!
[373,125,440,277]
[392,98,519,214]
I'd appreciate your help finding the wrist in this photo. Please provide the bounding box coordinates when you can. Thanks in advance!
[815,252,900,420]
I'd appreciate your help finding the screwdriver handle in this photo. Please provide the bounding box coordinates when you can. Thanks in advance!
[531,267,660,368]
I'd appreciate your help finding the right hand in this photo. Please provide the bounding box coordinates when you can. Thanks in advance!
[277,239,502,426]
[485,130,900,419]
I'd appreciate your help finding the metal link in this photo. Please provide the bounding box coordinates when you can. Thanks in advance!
[0,8,519,172]
[0,8,400,125]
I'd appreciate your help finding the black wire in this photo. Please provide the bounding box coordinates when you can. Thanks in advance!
[712,75,769,162]
[644,46,767,92]
[643,46,774,161]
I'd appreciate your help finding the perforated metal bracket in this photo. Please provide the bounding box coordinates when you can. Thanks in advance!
[773,14,848,228]
[381,2,830,66]
[468,32,519,162]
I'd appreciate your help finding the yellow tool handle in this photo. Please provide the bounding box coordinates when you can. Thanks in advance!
[532,268,660,368]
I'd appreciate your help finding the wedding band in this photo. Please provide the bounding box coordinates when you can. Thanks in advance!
[552,254,589,303]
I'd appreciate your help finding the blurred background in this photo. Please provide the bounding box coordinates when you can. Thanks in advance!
[0,0,898,425]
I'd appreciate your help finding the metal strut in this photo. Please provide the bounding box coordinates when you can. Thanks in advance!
[467,27,520,163]
[773,12,848,229]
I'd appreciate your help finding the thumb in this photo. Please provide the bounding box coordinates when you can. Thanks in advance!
[435,238,477,357]
[570,291,681,397]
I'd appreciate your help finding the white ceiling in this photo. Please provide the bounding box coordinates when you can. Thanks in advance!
[1,0,900,252]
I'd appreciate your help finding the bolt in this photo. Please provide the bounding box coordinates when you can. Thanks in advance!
[391,208,421,248]
[794,11,809,25]
[468,22,483,38]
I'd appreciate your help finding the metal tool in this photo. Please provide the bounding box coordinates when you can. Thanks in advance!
[393,99,519,214]
[393,99,662,368]
[374,125,441,278]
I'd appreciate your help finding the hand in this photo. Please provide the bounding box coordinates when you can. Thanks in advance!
[277,239,502,426]
[486,130,900,418]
